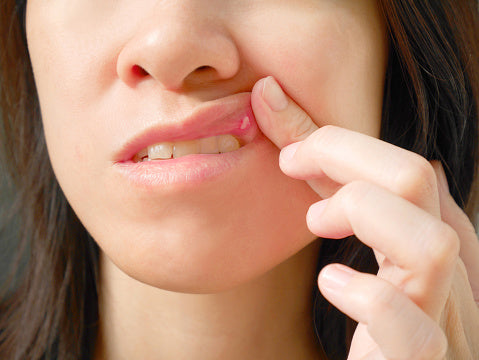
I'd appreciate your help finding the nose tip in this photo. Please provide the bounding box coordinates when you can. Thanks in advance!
[116,14,241,90]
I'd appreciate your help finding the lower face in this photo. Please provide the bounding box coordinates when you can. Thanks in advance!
[26,0,387,293]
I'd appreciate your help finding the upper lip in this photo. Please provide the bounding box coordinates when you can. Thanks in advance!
[113,92,256,163]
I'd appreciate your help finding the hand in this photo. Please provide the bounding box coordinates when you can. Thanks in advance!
[251,76,479,359]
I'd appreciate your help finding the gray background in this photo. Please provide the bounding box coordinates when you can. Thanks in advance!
[0,161,18,289]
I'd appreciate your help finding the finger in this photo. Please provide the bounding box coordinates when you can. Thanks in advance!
[308,180,458,272]
[356,347,386,360]
[251,76,319,148]
[279,126,440,217]
[318,264,448,360]
[347,324,383,360]
[308,181,459,314]
[251,76,340,198]
[432,161,479,303]
[305,177,343,199]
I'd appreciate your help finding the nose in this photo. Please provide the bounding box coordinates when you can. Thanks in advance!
[116,3,241,90]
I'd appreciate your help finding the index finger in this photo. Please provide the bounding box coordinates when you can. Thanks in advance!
[251,76,319,148]
[280,126,441,217]
[251,76,440,217]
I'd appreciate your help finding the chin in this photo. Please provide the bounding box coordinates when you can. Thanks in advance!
[94,210,317,294]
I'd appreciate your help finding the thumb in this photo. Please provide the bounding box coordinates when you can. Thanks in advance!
[251,76,319,149]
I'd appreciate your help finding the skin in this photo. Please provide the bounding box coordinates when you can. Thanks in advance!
[25,0,385,294]
[25,0,479,359]
[252,81,479,358]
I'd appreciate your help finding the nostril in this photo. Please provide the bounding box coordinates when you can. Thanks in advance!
[132,65,149,78]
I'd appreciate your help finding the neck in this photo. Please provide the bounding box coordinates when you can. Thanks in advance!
[93,241,326,360]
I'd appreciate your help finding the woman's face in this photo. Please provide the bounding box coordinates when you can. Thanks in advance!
[26,0,387,292]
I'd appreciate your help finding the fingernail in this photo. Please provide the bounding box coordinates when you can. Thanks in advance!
[262,76,289,112]
[279,142,300,163]
[319,264,355,292]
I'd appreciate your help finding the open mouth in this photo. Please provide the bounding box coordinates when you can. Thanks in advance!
[114,92,259,169]
[113,94,261,187]
[129,112,252,162]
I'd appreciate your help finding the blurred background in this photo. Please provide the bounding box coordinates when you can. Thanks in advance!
[0,158,19,289]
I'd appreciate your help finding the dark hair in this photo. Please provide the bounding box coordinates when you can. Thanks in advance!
[1,1,478,360]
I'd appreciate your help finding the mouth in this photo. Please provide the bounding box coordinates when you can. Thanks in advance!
[114,92,258,164]
[112,93,263,187]
[132,117,249,163]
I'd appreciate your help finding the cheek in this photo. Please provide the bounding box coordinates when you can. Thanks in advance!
[26,3,123,198]
[237,4,387,138]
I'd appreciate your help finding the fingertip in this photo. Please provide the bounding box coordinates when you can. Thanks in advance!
[306,198,329,235]
[279,142,300,165]
[318,263,356,292]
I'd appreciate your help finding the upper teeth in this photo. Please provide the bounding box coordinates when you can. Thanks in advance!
[134,134,241,162]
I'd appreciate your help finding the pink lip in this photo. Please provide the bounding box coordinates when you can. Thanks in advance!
[112,92,265,188]
[114,92,259,163]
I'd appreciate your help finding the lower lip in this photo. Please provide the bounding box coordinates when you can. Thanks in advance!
[113,135,264,189]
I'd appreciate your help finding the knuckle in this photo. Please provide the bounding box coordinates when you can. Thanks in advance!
[366,283,407,336]
[367,282,448,360]
[368,283,398,319]
[425,222,460,268]
[393,155,437,201]
[289,110,316,142]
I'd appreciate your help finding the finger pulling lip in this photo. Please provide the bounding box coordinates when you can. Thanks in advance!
[113,92,259,163]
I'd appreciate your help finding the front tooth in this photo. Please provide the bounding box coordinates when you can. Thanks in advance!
[173,140,199,158]
[199,136,219,154]
[148,142,173,159]
[217,135,240,153]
